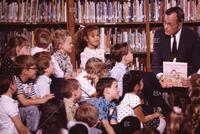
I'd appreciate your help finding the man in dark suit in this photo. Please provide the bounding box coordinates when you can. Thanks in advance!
[152,6,200,83]
[150,7,200,110]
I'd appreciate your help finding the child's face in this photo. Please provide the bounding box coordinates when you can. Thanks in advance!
[61,36,73,53]
[74,84,82,102]
[16,45,31,56]
[85,30,100,48]
[46,61,54,75]
[27,65,37,80]
[10,81,16,93]
[135,80,144,95]
[108,81,120,100]
[124,49,133,64]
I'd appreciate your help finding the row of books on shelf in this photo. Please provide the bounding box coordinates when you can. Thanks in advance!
[99,27,154,53]
[105,55,146,71]
[74,0,145,23]
[6,26,196,55]
[74,0,200,23]
[0,29,34,54]
[150,0,200,21]
[129,57,146,71]
[0,0,67,23]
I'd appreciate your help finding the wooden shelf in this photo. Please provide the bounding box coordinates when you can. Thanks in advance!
[75,22,146,28]
[0,22,67,30]
[1,0,199,71]
[133,51,153,55]
[150,21,200,28]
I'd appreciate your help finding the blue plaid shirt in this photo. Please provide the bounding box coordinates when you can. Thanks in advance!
[87,97,117,121]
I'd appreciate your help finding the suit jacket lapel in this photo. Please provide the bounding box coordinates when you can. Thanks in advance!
[177,28,184,61]
[164,35,172,61]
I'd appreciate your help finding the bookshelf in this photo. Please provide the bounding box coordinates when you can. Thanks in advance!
[67,0,76,67]
[74,0,151,71]
[0,22,67,30]
[0,0,77,67]
[73,0,200,72]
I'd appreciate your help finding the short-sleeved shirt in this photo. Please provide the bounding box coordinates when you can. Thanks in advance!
[63,98,79,121]
[34,75,51,97]
[117,93,141,122]
[14,75,36,99]
[109,62,127,96]
[87,97,117,121]
[51,50,73,78]
[0,95,19,134]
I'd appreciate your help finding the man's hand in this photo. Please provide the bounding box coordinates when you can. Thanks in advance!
[159,75,189,88]
[181,78,190,88]
[159,75,173,88]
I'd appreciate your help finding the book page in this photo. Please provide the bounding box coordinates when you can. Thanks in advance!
[163,61,187,87]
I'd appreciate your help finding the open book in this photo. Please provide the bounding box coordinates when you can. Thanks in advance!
[163,61,187,87]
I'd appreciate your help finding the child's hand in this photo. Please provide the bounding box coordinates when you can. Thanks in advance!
[45,93,55,100]
[42,94,55,103]
[64,71,79,79]
[71,71,79,78]
[84,74,99,85]
[91,92,97,97]
[85,73,99,86]
[153,112,160,118]
[85,73,97,80]
[159,113,165,119]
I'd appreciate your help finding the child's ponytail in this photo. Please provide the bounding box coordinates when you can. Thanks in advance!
[75,26,87,68]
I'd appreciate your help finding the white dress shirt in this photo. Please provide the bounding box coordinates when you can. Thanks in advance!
[156,28,182,79]
[170,28,182,51]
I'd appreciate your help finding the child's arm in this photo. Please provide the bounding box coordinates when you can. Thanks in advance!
[77,74,96,97]
[96,100,117,134]
[51,56,65,77]
[110,107,118,125]
[134,105,160,123]
[17,94,54,106]
[110,119,118,125]
[11,115,30,134]
[101,120,116,134]
[84,73,99,86]
[80,52,89,70]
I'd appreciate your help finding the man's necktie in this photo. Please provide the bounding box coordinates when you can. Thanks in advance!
[172,35,177,59]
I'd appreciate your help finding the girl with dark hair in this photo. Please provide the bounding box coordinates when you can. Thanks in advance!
[75,25,105,69]
[0,36,30,75]
[117,70,166,133]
